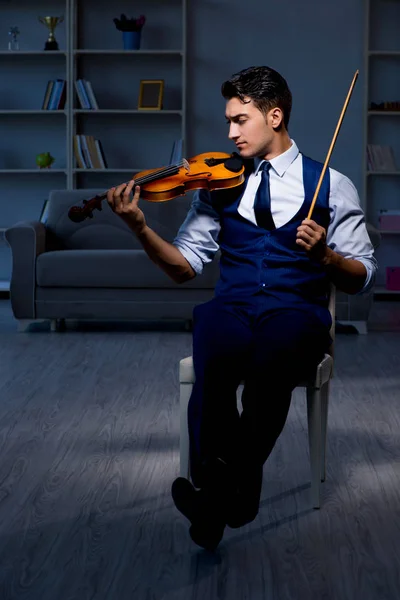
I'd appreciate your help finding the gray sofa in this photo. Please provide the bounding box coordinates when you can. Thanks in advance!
[5,188,381,333]
[5,188,220,331]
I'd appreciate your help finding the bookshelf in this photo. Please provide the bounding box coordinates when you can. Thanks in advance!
[70,0,187,191]
[0,0,187,289]
[363,0,400,297]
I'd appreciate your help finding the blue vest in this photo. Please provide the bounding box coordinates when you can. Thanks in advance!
[211,154,331,323]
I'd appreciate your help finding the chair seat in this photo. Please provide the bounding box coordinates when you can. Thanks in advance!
[179,354,333,389]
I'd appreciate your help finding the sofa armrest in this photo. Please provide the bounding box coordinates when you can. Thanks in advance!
[5,220,46,319]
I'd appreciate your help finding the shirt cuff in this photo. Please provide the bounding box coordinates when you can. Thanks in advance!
[353,258,375,295]
[172,241,203,275]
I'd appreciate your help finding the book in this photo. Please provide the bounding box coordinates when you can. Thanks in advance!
[42,79,66,110]
[73,134,107,169]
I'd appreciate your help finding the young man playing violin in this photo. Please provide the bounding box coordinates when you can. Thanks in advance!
[107,65,377,551]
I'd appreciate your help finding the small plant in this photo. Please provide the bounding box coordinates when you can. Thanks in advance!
[113,14,146,32]
[36,152,55,169]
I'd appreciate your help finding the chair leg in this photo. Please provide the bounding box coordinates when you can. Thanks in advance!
[179,381,192,479]
[320,381,330,483]
[306,386,322,509]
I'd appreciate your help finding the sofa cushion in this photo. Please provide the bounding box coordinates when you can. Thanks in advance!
[42,189,194,251]
[36,249,220,289]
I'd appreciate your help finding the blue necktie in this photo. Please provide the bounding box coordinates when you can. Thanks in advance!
[254,161,275,230]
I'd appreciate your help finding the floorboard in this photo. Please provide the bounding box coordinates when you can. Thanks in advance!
[0,300,399,600]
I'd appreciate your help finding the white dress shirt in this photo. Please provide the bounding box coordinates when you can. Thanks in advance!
[173,139,377,294]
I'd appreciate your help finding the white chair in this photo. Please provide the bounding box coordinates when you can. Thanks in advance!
[179,285,335,509]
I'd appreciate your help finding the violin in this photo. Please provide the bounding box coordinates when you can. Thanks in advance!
[68,151,245,223]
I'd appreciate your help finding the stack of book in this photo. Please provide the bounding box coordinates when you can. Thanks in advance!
[42,79,66,110]
[75,79,99,109]
[369,101,400,112]
[73,134,107,169]
[367,144,397,171]
[41,79,99,110]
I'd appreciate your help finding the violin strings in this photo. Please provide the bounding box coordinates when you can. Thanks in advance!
[95,160,187,201]
[135,160,186,185]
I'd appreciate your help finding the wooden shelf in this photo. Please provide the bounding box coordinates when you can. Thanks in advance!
[0,51,66,55]
[367,170,400,175]
[368,111,400,116]
[0,110,67,115]
[368,51,400,56]
[374,286,400,295]
[73,109,182,115]
[73,168,148,173]
[73,49,182,55]
[0,169,66,174]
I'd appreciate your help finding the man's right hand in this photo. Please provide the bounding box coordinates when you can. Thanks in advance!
[107,179,147,234]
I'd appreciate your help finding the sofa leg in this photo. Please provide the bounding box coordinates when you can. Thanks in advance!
[354,321,368,334]
[50,319,66,332]
[17,319,37,332]
[346,320,368,334]
[184,319,192,332]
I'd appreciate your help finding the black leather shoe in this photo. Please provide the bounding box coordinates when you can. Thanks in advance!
[226,496,259,528]
[171,477,226,551]
[189,521,225,552]
[171,477,201,523]
[226,465,263,529]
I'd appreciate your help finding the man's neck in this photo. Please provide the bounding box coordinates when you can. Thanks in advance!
[261,134,292,161]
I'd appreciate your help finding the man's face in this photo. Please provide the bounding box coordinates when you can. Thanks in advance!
[225,96,279,158]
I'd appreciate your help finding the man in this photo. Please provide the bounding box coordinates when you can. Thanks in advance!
[107,66,377,551]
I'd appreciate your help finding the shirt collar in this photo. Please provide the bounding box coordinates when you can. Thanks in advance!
[254,139,299,177]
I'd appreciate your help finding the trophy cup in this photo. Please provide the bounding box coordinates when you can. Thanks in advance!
[38,16,64,51]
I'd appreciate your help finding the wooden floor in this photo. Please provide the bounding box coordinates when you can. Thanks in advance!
[0,300,399,600]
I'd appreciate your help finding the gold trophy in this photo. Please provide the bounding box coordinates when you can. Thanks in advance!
[38,16,64,51]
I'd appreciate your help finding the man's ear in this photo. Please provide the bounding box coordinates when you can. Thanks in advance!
[269,107,284,130]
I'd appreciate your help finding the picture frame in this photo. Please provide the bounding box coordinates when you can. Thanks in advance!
[138,79,164,110]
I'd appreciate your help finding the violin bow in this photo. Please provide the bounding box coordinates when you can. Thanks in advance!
[307,69,359,220]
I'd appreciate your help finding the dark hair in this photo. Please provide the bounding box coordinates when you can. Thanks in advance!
[221,66,292,129]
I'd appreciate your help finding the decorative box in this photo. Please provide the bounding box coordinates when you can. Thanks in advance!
[378,210,400,231]
[386,267,400,291]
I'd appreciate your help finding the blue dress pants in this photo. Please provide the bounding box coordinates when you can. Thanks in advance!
[188,292,332,490]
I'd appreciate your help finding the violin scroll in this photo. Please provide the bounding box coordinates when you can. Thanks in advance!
[68,195,104,223]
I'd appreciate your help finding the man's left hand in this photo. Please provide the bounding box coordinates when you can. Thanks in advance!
[296,218,328,263]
